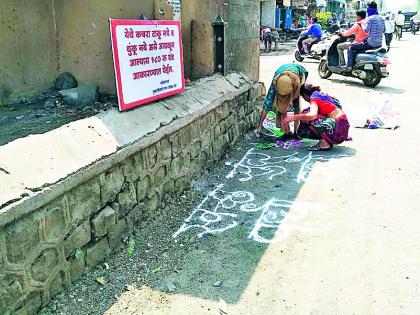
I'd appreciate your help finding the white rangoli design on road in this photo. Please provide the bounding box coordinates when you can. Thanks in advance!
[174,148,349,244]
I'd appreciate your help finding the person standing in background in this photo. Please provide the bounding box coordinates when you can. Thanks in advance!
[384,14,395,52]
[395,11,405,39]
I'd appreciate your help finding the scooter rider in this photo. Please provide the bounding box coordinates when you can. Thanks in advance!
[301,17,323,54]
[345,2,384,71]
[337,10,368,67]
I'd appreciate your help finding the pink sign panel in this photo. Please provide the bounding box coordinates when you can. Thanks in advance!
[109,19,185,111]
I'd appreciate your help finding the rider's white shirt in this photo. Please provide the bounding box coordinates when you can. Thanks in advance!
[395,14,405,26]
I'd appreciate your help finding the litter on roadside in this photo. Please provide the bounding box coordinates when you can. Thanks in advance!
[350,98,399,129]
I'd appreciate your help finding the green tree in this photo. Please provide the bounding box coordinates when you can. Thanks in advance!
[316,11,332,29]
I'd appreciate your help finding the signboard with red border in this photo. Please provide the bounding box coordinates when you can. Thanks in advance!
[109,19,185,111]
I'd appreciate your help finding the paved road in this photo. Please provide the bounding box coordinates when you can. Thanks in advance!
[44,34,420,315]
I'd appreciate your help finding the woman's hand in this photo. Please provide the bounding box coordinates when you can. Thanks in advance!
[282,115,294,125]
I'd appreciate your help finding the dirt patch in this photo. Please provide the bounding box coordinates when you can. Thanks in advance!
[259,40,297,57]
[0,94,117,146]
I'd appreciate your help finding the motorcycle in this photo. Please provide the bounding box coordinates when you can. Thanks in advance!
[318,35,390,87]
[411,21,420,34]
[295,32,333,62]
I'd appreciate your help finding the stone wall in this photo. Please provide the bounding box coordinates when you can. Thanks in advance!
[0,74,265,314]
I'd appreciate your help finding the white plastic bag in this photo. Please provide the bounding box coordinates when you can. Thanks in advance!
[369,98,399,129]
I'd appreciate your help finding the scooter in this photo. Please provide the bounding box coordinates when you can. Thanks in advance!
[295,32,333,62]
[318,35,390,87]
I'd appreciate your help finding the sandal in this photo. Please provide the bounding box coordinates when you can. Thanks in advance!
[308,143,332,151]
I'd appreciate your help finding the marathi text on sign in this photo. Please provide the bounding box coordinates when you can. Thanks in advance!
[110,19,184,111]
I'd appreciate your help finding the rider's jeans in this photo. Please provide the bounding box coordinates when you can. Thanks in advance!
[337,42,352,66]
[396,25,403,37]
[347,42,377,67]
[384,33,393,46]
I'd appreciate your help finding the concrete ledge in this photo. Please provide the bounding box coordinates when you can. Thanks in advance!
[0,72,265,314]
[0,73,254,226]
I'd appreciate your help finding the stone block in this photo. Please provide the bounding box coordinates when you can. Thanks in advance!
[159,137,172,161]
[189,157,202,177]
[216,102,230,121]
[237,106,246,119]
[163,180,175,194]
[67,250,86,282]
[1,274,25,310]
[14,293,42,315]
[236,120,247,135]
[86,238,110,267]
[199,145,214,167]
[146,144,158,168]
[170,156,184,179]
[125,203,144,230]
[220,120,229,134]
[198,112,215,132]
[108,219,127,250]
[153,166,166,187]
[5,213,40,264]
[169,131,181,157]
[213,134,229,160]
[121,156,143,183]
[30,248,58,283]
[68,178,101,226]
[225,115,236,129]
[190,141,201,158]
[64,221,91,257]
[174,176,190,194]
[99,166,124,206]
[49,271,67,300]
[228,126,237,143]
[117,182,137,218]
[214,124,222,138]
[110,201,120,213]
[251,111,260,125]
[252,82,266,99]
[238,93,249,104]
[137,175,151,202]
[201,129,213,150]
[190,123,200,142]
[92,206,117,239]
[179,125,192,148]
[245,113,254,128]
[207,111,216,127]
[143,193,160,221]
[245,100,256,115]
[132,150,147,172]
[41,196,70,241]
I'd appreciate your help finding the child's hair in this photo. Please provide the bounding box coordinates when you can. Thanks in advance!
[300,84,343,109]
[300,83,321,98]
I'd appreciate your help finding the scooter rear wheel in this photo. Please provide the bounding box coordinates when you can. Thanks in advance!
[318,60,332,79]
[295,50,304,62]
[363,70,381,87]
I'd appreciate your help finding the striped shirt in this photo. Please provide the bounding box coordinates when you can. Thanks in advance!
[365,15,385,47]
